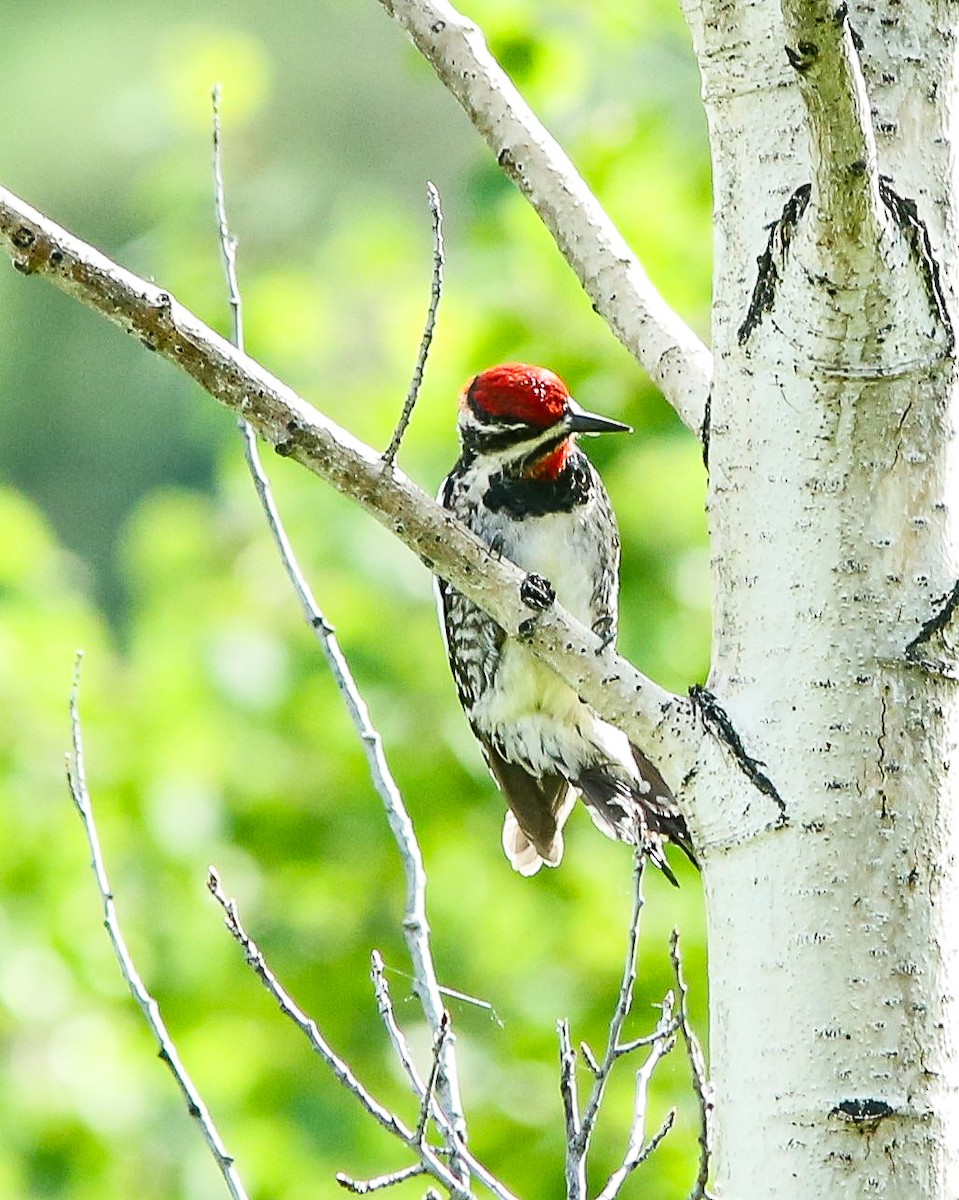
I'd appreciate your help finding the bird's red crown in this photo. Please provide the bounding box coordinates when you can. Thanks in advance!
[462,363,570,428]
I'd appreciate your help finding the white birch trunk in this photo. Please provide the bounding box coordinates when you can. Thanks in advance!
[680,0,959,1194]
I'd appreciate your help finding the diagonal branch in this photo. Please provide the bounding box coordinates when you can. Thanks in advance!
[206,870,475,1200]
[375,0,712,435]
[781,0,882,242]
[210,97,465,1143]
[208,870,519,1200]
[67,656,250,1200]
[0,184,705,801]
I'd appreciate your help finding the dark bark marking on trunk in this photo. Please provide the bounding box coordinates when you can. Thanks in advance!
[701,390,712,471]
[738,184,812,345]
[831,1097,894,1124]
[878,177,955,354]
[905,577,959,668]
[690,686,787,820]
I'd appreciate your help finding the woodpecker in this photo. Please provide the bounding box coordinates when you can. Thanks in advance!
[436,363,695,882]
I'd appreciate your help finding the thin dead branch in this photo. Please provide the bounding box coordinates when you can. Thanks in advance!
[207,870,520,1200]
[671,930,715,1200]
[210,92,465,1139]
[336,1164,428,1194]
[66,655,249,1200]
[595,1005,677,1200]
[558,1020,585,1197]
[383,180,445,466]
[557,851,680,1198]
[375,0,712,434]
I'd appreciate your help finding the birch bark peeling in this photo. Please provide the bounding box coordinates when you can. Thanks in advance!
[0,184,707,799]
[376,0,713,437]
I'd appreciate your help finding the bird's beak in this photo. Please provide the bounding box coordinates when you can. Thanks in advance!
[566,399,632,435]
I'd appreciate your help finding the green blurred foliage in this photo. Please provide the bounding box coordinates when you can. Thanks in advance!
[0,0,711,1196]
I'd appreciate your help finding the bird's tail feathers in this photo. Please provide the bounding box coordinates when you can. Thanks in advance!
[573,748,697,886]
[628,744,698,870]
[481,736,575,875]
[502,811,560,876]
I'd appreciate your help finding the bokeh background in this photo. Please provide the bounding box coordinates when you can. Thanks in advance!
[0,1,712,1196]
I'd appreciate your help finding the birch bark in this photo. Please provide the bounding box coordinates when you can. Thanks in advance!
[679,0,959,1194]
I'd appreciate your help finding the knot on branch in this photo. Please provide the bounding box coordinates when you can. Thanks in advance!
[10,223,46,275]
[275,418,303,458]
[831,1097,895,1126]
[785,41,819,73]
[11,225,35,251]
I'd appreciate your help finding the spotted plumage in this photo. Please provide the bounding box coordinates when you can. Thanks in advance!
[436,363,696,880]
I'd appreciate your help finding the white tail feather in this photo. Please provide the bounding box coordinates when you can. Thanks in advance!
[502,810,564,875]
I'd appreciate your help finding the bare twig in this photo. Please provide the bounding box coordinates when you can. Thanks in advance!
[383,180,444,466]
[596,1106,676,1200]
[209,92,466,1141]
[212,85,244,349]
[383,963,503,1025]
[558,1020,586,1199]
[369,954,515,1200]
[579,1040,601,1077]
[434,984,502,1025]
[65,655,249,1200]
[375,0,712,435]
[371,950,430,1101]
[595,1000,677,1200]
[336,1164,427,1193]
[207,869,475,1199]
[576,852,648,1150]
[559,852,679,1196]
[209,872,518,1200]
[416,1012,451,1145]
[671,930,715,1200]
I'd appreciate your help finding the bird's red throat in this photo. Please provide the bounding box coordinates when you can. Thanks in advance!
[525,438,572,481]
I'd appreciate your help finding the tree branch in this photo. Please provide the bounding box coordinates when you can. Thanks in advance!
[575,855,661,1159]
[595,1054,675,1200]
[0,184,704,799]
[383,179,445,466]
[781,0,882,241]
[209,99,465,1143]
[558,1020,586,1200]
[206,870,477,1200]
[557,854,679,1196]
[375,0,712,435]
[336,1164,427,1194]
[66,656,250,1200]
[670,931,715,1200]
[207,870,519,1200]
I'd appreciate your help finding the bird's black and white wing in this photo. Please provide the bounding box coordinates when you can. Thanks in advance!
[436,466,573,873]
[434,469,506,719]
[586,466,621,645]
